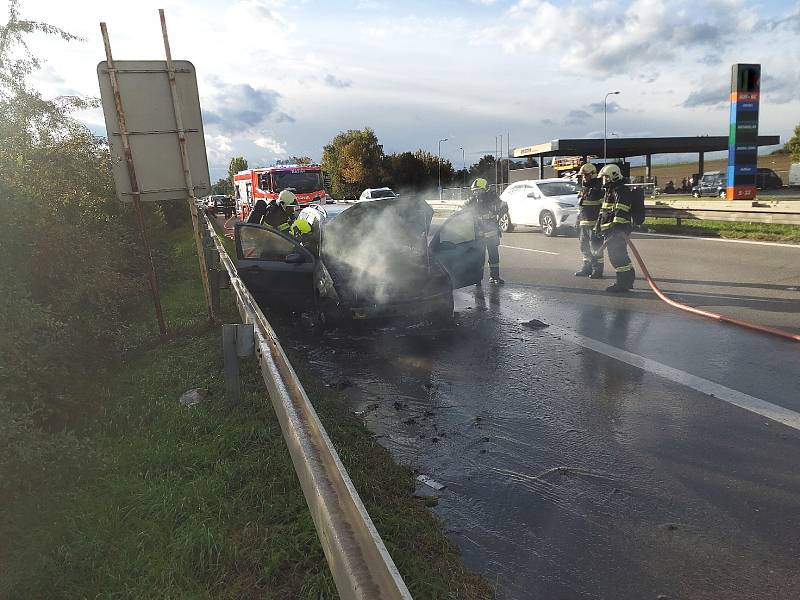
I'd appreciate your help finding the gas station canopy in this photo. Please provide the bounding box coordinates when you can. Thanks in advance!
[512,136,781,160]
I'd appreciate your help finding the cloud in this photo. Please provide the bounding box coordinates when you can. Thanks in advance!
[586,101,621,114]
[254,136,287,155]
[565,109,591,124]
[682,85,729,107]
[323,73,352,89]
[203,82,290,132]
[760,7,800,32]
[485,0,758,77]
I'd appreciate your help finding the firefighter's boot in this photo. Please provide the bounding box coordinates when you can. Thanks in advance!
[574,262,592,277]
[606,268,635,293]
[489,265,504,285]
[589,264,604,279]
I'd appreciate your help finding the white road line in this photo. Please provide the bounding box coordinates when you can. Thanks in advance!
[636,231,800,249]
[500,244,560,256]
[550,325,800,432]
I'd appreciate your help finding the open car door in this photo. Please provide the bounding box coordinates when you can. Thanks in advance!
[429,207,486,289]
[234,222,315,307]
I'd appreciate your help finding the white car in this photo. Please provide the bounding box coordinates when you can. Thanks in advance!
[359,187,398,201]
[499,178,580,236]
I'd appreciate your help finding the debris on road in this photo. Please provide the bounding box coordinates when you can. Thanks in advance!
[417,474,446,490]
[521,318,550,329]
[178,388,208,407]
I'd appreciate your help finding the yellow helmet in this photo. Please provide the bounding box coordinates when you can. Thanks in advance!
[578,163,597,176]
[471,178,488,190]
[598,164,623,182]
[277,190,297,205]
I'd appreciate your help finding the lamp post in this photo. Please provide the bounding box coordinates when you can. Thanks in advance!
[437,138,448,200]
[603,91,620,162]
[459,146,466,187]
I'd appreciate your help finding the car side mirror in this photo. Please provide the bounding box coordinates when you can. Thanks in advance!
[284,252,308,264]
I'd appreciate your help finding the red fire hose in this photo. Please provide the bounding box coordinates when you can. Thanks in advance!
[626,239,800,343]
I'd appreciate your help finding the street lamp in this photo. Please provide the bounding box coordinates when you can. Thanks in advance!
[459,146,466,188]
[437,138,448,200]
[603,91,620,162]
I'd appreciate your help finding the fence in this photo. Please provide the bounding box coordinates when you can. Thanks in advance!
[201,214,412,600]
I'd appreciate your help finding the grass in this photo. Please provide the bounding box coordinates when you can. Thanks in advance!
[644,217,800,242]
[629,153,795,184]
[0,224,492,599]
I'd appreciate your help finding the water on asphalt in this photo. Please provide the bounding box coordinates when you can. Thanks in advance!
[271,285,800,600]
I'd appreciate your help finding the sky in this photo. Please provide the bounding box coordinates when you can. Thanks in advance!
[8,0,800,180]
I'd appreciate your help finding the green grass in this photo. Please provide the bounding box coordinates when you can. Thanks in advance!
[644,217,800,242]
[0,226,492,599]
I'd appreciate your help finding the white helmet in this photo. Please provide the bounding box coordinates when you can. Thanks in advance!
[578,163,597,176]
[277,189,297,205]
[598,164,623,183]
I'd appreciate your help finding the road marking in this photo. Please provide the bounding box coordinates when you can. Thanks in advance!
[551,325,800,432]
[500,244,560,256]
[636,231,800,249]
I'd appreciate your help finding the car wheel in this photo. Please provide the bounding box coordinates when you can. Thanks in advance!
[692,191,700,198]
[540,210,557,237]
[499,212,513,233]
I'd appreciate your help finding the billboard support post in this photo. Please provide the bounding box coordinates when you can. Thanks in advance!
[99,22,167,336]
[158,9,214,321]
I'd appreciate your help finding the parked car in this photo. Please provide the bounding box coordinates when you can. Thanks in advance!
[204,194,235,215]
[789,163,800,188]
[499,178,580,236]
[692,171,726,198]
[755,167,783,190]
[359,187,398,201]
[234,196,487,324]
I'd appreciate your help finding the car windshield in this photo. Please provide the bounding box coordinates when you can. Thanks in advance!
[370,189,396,199]
[272,170,324,194]
[537,181,578,196]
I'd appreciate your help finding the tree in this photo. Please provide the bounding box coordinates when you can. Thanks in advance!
[383,150,454,193]
[276,155,314,166]
[321,128,384,198]
[785,124,800,162]
[211,177,233,196]
[228,156,248,181]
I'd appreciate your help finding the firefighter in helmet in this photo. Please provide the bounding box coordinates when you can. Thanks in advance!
[574,162,605,278]
[464,177,504,285]
[596,164,635,292]
[247,189,296,232]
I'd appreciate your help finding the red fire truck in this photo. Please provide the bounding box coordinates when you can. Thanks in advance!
[233,164,328,220]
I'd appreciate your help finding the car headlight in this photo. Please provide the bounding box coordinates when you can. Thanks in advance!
[557,202,575,208]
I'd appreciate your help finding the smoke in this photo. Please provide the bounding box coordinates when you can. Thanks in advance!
[321,197,437,306]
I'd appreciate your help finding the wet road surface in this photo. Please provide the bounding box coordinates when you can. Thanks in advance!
[254,220,800,599]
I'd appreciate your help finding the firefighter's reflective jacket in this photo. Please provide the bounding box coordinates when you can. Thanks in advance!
[577,178,604,227]
[247,199,292,232]
[598,181,634,234]
[464,189,504,238]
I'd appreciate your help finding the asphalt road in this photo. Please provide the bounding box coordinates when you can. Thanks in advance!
[265,222,800,599]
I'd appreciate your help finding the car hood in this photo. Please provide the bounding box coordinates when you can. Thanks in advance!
[320,196,435,304]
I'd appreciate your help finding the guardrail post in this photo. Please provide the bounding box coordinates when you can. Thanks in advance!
[222,323,255,404]
[208,247,221,312]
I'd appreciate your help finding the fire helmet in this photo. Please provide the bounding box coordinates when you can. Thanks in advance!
[578,163,597,176]
[471,178,488,191]
[277,189,297,205]
[598,164,623,183]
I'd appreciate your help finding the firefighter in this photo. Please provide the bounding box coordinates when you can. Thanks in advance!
[596,164,635,292]
[464,177,504,285]
[247,189,296,232]
[574,163,605,278]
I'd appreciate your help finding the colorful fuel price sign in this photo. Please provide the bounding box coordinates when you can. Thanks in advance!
[727,64,760,200]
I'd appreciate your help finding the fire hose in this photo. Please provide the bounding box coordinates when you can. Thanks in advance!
[592,233,800,343]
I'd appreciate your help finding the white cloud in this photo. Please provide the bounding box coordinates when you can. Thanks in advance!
[254,136,287,155]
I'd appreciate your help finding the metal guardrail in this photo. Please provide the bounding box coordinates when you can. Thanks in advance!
[426,198,800,226]
[201,214,412,600]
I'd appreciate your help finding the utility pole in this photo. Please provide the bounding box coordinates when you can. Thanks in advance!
[459,146,466,191]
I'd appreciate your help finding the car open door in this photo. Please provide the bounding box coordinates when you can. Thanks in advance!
[234,222,315,307]
[429,207,486,289]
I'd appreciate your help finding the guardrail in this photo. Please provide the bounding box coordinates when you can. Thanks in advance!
[426,198,800,226]
[200,214,412,600]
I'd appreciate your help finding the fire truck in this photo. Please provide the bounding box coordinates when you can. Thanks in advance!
[233,164,328,221]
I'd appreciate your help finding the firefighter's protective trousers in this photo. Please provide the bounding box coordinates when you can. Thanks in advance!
[579,226,604,270]
[486,232,501,279]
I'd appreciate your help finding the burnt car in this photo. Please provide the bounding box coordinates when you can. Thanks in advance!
[234,196,487,323]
